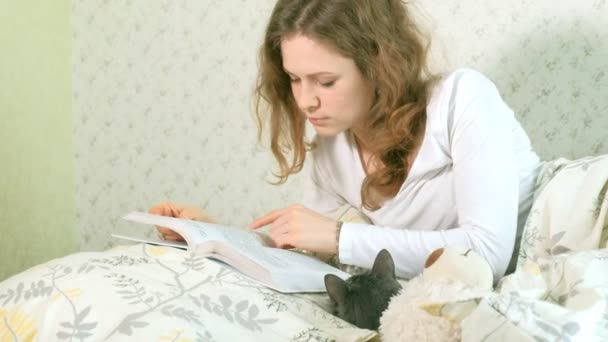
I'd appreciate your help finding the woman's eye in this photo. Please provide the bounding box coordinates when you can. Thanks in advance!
[320,80,335,88]
[290,78,300,83]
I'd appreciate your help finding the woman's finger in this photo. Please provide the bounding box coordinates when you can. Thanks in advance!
[163,233,185,241]
[167,203,181,217]
[268,214,289,235]
[156,227,185,241]
[157,227,174,235]
[149,202,171,216]
[248,208,285,229]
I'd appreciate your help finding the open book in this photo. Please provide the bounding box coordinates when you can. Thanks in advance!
[114,211,350,293]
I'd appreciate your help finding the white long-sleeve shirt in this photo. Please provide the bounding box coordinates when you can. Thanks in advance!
[302,69,542,280]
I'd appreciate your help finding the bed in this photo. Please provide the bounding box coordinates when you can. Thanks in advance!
[0,241,377,341]
[2,155,607,341]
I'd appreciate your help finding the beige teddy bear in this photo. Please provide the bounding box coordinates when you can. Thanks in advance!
[380,246,493,341]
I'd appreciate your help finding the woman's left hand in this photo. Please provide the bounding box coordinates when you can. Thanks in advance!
[249,204,339,254]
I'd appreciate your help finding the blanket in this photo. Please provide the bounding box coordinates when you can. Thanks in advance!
[419,155,608,341]
[0,244,376,341]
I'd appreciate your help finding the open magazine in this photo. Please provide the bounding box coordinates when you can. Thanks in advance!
[113,211,350,293]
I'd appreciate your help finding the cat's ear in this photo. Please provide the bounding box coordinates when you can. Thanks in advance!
[371,249,396,279]
[325,274,348,305]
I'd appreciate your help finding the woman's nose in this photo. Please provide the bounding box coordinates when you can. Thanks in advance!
[297,84,320,113]
[301,97,320,113]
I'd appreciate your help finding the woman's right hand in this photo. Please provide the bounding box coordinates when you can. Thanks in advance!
[149,202,216,242]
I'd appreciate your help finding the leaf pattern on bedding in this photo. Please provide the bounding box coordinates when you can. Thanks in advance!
[291,327,336,342]
[161,305,202,325]
[518,155,608,267]
[103,247,217,340]
[89,255,149,267]
[194,330,217,342]
[106,273,159,307]
[189,292,279,332]
[0,280,53,306]
[56,305,98,340]
[0,243,376,341]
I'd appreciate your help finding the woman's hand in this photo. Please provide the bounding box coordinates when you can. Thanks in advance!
[149,202,216,242]
[249,204,339,254]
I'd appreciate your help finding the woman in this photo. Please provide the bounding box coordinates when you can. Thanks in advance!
[151,0,541,280]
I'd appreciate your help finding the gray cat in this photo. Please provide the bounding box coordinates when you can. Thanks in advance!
[324,249,402,330]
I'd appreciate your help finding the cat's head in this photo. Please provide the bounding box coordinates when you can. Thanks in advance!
[324,249,402,330]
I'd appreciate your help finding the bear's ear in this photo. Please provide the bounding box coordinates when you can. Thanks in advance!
[371,249,396,279]
[424,248,444,268]
[325,274,348,305]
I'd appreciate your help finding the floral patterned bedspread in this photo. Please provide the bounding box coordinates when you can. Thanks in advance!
[442,155,608,341]
[0,243,376,341]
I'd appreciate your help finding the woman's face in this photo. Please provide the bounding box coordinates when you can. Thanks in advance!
[281,34,375,137]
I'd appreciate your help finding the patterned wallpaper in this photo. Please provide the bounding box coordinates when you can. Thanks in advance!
[72,0,300,250]
[72,0,608,251]
[418,0,608,159]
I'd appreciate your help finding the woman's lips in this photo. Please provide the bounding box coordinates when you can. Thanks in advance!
[308,116,328,126]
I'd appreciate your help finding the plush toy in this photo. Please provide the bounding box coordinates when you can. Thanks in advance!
[422,247,494,290]
[379,247,493,342]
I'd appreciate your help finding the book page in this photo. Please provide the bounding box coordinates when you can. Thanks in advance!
[122,211,266,248]
[111,233,187,249]
[232,244,333,271]
[217,243,351,292]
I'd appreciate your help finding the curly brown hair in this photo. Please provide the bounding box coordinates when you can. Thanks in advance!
[254,0,438,210]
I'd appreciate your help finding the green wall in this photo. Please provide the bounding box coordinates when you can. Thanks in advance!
[0,0,75,281]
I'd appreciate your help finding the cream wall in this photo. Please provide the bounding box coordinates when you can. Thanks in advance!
[71,1,608,251]
[0,1,75,280]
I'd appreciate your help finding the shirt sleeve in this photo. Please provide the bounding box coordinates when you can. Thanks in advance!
[338,71,519,281]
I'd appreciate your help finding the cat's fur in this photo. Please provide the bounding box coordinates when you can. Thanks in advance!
[324,249,402,330]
